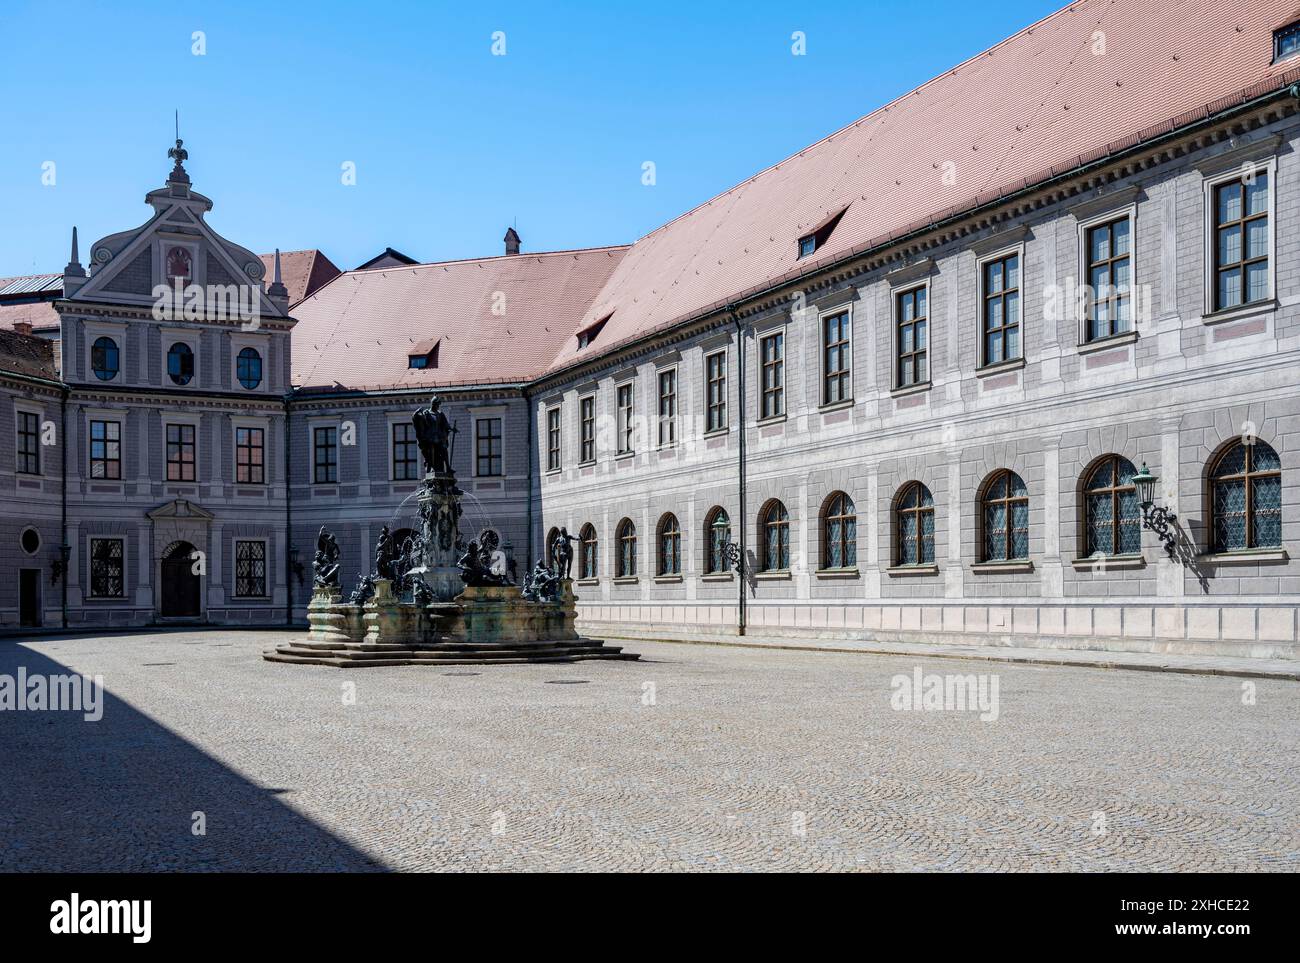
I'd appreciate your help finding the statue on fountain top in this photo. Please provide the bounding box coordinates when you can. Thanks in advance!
[412,395,457,477]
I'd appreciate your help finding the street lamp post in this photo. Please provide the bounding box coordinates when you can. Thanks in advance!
[1132,462,1178,558]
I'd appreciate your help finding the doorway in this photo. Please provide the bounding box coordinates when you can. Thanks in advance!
[160,540,201,618]
[19,569,40,627]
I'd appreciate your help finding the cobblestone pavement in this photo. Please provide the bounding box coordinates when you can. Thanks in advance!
[2,629,1296,872]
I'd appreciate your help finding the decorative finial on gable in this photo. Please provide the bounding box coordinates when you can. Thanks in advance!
[268,248,289,300]
[64,225,87,293]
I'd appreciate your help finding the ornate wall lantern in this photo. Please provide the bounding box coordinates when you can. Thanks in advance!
[713,514,744,577]
[1132,462,1178,558]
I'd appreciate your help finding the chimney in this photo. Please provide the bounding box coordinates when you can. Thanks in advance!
[504,227,521,256]
[13,321,33,336]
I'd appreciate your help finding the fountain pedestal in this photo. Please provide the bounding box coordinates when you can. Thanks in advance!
[410,472,463,603]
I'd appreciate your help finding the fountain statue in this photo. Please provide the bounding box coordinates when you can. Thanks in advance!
[264,398,638,667]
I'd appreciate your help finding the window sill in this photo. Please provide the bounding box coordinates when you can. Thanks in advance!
[886,564,939,577]
[890,381,931,398]
[703,426,730,438]
[970,560,1034,574]
[577,460,597,468]
[1070,554,1145,571]
[700,572,734,582]
[1198,548,1288,566]
[545,468,562,476]
[755,414,787,427]
[614,451,635,461]
[1201,298,1277,326]
[815,567,859,579]
[754,570,791,581]
[612,576,639,585]
[818,399,854,414]
[575,578,600,586]
[1077,330,1137,354]
[653,574,683,584]
[975,356,1025,377]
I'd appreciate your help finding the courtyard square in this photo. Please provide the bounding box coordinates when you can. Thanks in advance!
[1,629,1295,873]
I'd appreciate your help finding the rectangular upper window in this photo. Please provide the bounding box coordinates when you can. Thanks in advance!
[313,426,337,484]
[657,369,677,448]
[896,286,928,388]
[821,311,851,405]
[1275,22,1300,62]
[579,395,596,463]
[236,426,265,484]
[705,351,727,432]
[476,417,503,477]
[1084,216,1132,341]
[1212,170,1269,312]
[17,410,40,475]
[546,406,562,472]
[166,423,196,482]
[392,422,418,481]
[980,252,1021,366]
[616,382,634,454]
[89,419,121,480]
[760,332,784,419]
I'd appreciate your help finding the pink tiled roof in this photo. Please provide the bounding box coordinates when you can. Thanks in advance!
[291,247,629,391]
[257,249,342,305]
[549,0,1300,373]
[0,299,60,332]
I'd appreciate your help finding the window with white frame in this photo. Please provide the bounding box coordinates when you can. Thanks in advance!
[89,537,125,597]
[313,426,338,484]
[980,250,1021,365]
[1082,214,1133,341]
[475,417,503,477]
[616,382,634,455]
[579,395,596,463]
[822,311,850,405]
[17,410,40,475]
[234,540,267,597]
[705,351,726,432]
[546,406,562,471]
[760,331,784,419]
[896,286,928,387]
[657,368,677,447]
[236,426,265,484]
[1210,168,1270,313]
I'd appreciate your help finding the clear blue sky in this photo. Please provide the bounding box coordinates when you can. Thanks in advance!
[0,0,1062,275]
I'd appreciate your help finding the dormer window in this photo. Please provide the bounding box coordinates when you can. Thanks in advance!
[577,313,611,350]
[1275,21,1300,62]
[796,205,849,260]
[408,340,439,369]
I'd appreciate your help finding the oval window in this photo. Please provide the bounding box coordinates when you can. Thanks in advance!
[91,336,119,380]
[237,346,263,389]
[167,342,194,385]
[20,528,41,555]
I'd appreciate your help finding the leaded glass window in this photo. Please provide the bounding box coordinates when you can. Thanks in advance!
[1084,455,1141,556]
[896,482,935,565]
[579,524,598,579]
[706,508,731,574]
[616,519,637,577]
[822,492,856,569]
[657,513,681,575]
[90,538,124,597]
[981,470,1029,561]
[761,500,790,571]
[235,540,267,597]
[1212,441,1282,552]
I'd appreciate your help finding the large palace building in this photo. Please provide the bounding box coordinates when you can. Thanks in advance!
[3,0,1300,662]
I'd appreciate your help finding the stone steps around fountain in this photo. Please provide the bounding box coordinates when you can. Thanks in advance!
[263,638,638,667]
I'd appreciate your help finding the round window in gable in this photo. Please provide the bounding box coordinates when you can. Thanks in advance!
[167,342,195,385]
[20,527,41,556]
[91,336,119,380]
[237,346,263,389]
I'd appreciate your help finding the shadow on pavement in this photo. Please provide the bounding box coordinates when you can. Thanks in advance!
[0,641,385,872]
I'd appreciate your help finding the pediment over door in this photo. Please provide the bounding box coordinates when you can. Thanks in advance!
[146,498,215,521]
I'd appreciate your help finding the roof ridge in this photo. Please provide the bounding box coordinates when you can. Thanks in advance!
[341,243,634,278]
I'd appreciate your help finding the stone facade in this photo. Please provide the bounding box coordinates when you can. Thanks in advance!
[2,80,1298,663]
[533,118,1300,660]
